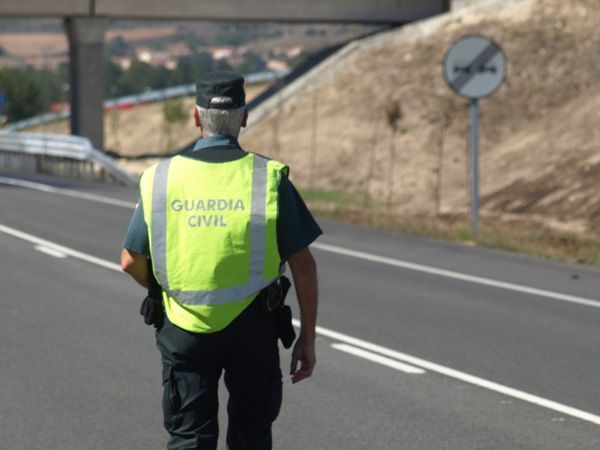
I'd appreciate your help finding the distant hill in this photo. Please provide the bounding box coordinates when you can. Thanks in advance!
[0,19,376,55]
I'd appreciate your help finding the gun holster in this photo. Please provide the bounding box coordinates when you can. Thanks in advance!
[140,259,164,329]
[275,304,296,349]
[262,276,296,349]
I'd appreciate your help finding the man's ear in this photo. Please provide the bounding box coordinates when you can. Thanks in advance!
[194,107,202,128]
[241,109,248,128]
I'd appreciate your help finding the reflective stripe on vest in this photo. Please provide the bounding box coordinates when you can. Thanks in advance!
[149,154,276,306]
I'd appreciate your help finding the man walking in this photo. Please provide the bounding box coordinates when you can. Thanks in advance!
[121,70,321,450]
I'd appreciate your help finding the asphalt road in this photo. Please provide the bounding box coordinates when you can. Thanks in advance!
[1,171,599,450]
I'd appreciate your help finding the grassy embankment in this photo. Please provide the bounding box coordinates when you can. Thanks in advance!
[300,188,600,267]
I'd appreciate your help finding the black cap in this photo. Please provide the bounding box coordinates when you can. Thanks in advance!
[196,70,246,110]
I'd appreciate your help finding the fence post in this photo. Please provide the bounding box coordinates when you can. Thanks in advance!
[384,100,402,212]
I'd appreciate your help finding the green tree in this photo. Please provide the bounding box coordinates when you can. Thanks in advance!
[214,59,233,72]
[153,66,171,90]
[169,52,232,86]
[117,60,158,95]
[188,52,217,79]
[30,67,66,107]
[169,60,193,86]
[238,51,266,74]
[0,68,45,122]
[106,36,130,57]
[105,61,125,97]
[104,51,232,100]
[162,98,188,152]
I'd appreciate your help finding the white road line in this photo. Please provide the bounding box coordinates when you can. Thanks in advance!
[312,242,600,310]
[0,176,137,208]
[3,175,600,311]
[292,318,600,426]
[0,224,122,272]
[331,343,425,374]
[35,245,67,258]
[1,222,599,426]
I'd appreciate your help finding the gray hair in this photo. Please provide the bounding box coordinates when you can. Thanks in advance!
[197,99,246,137]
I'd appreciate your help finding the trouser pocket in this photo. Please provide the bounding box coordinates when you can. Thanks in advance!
[161,364,221,450]
[162,366,182,432]
[267,366,283,423]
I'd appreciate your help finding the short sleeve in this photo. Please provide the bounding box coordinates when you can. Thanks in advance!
[277,175,323,260]
[121,199,150,256]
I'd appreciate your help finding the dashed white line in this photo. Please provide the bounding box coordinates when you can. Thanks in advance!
[0,223,121,272]
[292,319,600,426]
[2,175,600,311]
[35,245,67,258]
[1,222,599,427]
[331,343,425,374]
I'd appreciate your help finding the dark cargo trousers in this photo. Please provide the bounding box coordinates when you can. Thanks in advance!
[155,298,283,450]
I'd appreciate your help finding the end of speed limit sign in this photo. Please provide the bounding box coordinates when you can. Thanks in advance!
[443,34,507,99]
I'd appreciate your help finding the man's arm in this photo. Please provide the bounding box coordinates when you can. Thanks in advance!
[287,247,318,384]
[121,248,149,288]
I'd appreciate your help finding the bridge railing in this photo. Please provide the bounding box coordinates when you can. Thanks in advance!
[0,130,137,186]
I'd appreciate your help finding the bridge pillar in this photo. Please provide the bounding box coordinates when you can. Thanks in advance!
[65,18,107,149]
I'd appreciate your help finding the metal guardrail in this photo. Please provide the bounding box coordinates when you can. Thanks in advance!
[0,70,288,186]
[0,130,137,186]
[6,70,289,132]
[6,110,71,131]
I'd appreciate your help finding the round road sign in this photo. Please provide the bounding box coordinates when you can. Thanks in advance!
[443,34,506,99]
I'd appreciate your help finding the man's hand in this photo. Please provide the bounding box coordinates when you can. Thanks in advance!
[288,247,318,384]
[290,336,316,384]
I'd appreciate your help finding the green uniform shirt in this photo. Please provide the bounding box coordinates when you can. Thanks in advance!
[122,135,322,261]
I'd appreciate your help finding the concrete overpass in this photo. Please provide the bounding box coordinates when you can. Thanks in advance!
[0,0,450,149]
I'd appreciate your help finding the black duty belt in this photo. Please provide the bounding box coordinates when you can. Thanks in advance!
[257,276,292,312]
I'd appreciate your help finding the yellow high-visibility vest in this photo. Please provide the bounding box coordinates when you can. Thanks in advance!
[140,152,287,333]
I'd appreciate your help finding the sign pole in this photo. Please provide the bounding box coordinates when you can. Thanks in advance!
[443,34,506,239]
[470,98,480,236]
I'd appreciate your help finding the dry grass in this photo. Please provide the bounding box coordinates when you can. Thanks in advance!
[304,194,600,266]
[27,83,269,165]
[17,0,600,265]
[238,0,600,267]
